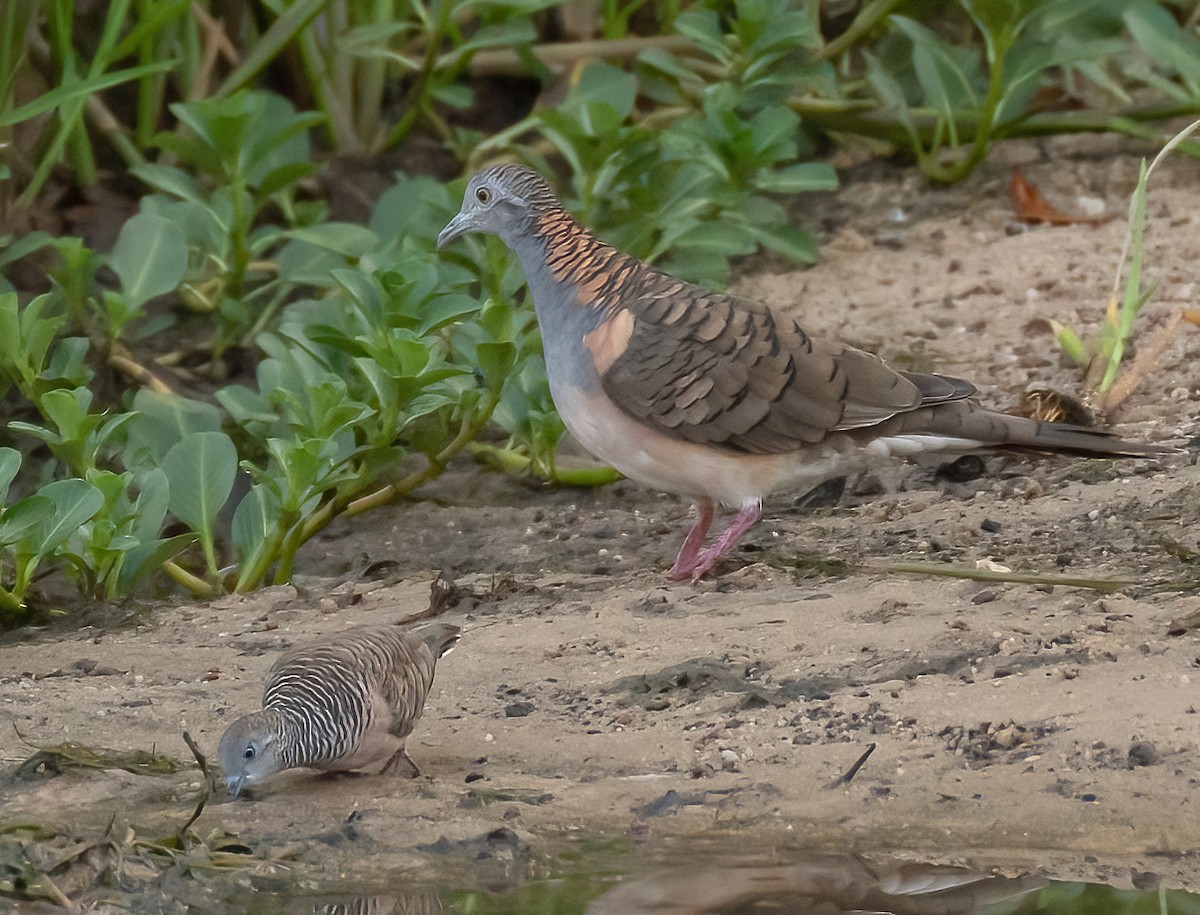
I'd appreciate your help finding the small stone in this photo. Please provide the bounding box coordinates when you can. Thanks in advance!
[1127,741,1158,768]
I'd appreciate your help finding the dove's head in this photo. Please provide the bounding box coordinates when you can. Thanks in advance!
[217,711,285,797]
[437,164,560,249]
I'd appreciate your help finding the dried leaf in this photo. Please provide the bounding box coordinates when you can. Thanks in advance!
[1009,171,1112,226]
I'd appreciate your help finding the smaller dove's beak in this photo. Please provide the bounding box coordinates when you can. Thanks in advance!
[436,211,472,249]
[226,773,246,798]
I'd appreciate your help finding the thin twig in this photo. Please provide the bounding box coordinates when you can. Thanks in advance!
[179,730,212,837]
[827,743,876,788]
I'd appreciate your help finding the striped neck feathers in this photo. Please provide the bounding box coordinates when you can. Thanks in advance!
[520,206,640,319]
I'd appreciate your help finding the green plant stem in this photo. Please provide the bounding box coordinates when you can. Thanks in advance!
[269,508,307,585]
[0,586,23,613]
[255,391,506,588]
[454,35,696,77]
[86,95,146,170]
[162,559,217,598]
[227,186,250,297]
[344,390,504,520]
[355,0,394,147]
[235,503,299,592]
[817,0,905,61]
[467,441,622,487]
[214,0,326,99]
[917,18,1011,183]
[384,0,453,151]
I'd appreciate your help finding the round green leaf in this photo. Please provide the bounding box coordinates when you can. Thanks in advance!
[110,212,188,308]
[162,431,238,539]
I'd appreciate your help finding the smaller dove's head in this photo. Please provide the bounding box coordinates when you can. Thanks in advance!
[437,164,559,249]
[217,712,285,797]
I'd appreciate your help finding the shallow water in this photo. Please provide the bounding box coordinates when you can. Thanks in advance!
[164,841,1200,914]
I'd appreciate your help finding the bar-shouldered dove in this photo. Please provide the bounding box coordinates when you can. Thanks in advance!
[437,164,1172,581]
[218,623,459,796]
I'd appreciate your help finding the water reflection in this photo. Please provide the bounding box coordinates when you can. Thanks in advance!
[586,856,1047,914]
[252,848,1200,915]
[264,892,444,915]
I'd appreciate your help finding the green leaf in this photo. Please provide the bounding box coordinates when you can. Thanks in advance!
[214,0,327,98]
[40,386,95,442]
[675,222,757,256]
[675,8,728,62]
[0,293,65,387]
[131,164,207,204]
[0,496,55,547]
[126,468,172,541]
[256,161,318,197]
[286,223,381,258]
[116,533,197,598]
[755,162,839,194]
[892,15,980,127]
[1123,4,1200,95]
[162,431,238,538]
[561,62,639,135]
[231,484,274,563]
[475,341,516,394]
[0,231,58,270]
[0,61,175,128]
[110,213,189,308]
[29,480,106,554]
[746,223,820,262]
[1052,320,1090,367]
[125,390,224,466]
[0,448,20,503]
[419,295,481,335]
[217,385,279,428]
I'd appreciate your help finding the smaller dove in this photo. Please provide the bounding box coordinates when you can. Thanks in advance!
[218,623,459,796]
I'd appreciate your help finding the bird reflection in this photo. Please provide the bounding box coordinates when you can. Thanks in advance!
[586,855,1047,915]
[304,892,443,915]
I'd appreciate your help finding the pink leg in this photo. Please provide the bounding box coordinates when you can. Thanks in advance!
[686,500,763,582]
[667,499,715,581]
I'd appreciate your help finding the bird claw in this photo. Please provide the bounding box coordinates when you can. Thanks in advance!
[380,748,421,778]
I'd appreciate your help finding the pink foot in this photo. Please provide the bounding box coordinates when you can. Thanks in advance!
[668,499,714,580]
[669,500,763,582]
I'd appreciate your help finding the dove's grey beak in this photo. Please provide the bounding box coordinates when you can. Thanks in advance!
[226,773,246,798]
[437,211,473,249]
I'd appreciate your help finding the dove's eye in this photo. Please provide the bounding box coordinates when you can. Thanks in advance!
[243,746,256,760]
[476,187,492,205]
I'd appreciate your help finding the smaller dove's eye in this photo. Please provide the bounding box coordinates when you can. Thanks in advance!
[476,187,492,205]
[243,746,256,760]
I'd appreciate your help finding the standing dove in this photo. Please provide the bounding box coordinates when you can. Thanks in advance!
[437,164,1168,581]
[218,623,459,796]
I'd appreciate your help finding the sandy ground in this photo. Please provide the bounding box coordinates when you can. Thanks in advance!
[2,136,1200,909]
